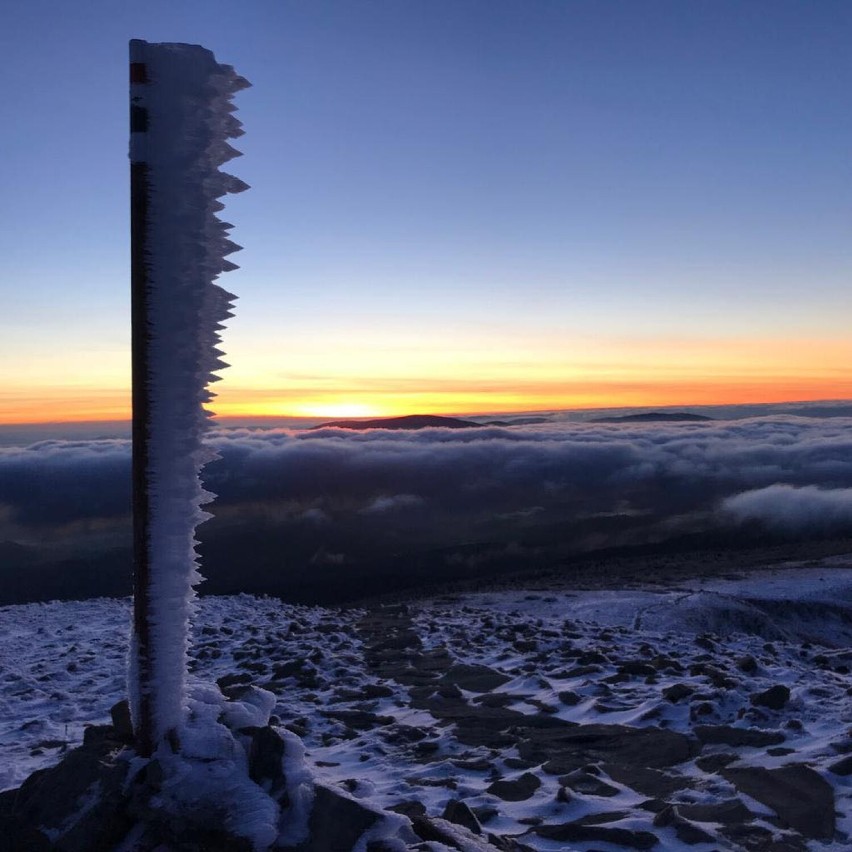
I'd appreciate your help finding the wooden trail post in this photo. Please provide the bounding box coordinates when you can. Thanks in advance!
[128,39,248,757]
[129,43,154,756]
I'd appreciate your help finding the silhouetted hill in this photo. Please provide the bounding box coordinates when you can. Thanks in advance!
[311,414,482,431]
[592,412,714,423]
[483,417,550,426]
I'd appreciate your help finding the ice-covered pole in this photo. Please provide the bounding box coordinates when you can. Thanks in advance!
[129,40,249,756]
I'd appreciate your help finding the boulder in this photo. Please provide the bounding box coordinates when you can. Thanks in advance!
[517,723,698,774]
[736,655,758,674]
[750,685,790,711]
[601,764,690,798]
[438,664,511,693]
[662,683,694,703]
[411,816,499,850]
[829,754,852,776]
[676,798,752,824]
[242,725,287,793]
[558,769,619,797]
[6,729,131,852]
[694,753,739,773]
[286,784,386,852]
[534,821,658,849]
[442,799,482,834]
[486,773,541,802]
[652,807,714,845]
[721,764,835,839]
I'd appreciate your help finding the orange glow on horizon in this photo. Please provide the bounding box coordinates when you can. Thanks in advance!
[8,381,851,426]
[211,377,852,421]
[3,333,851,425]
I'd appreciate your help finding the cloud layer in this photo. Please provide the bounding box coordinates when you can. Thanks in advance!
[2,415,852,603]
[722,484,852,533]
[4,416,852,532]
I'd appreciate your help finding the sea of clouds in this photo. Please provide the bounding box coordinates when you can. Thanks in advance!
[3,415,852,547]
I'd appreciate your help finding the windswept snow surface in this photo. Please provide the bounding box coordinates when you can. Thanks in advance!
[129,40,249,742]
[2,562,852,849]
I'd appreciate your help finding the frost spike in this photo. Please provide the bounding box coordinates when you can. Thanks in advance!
[129,39,248,757]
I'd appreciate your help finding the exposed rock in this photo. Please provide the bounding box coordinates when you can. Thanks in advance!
[618,661,657,677]
[766,746,796,757]
[486,772,541,801]
[602,763,690,798]
[438,664,511,693]
[720,823,808,852]
[472,805,500,824]
[828,754,852,776]
[0,813,52,851]
[694,752,739,773]
[518,723,698,774]
[474,693,526,708]
[485,833,537,852]
[652,806,716,845]
[721,764,835,839]
[662,683,694,702]
[411,816,495,850]
[737,654,759,674]
[694,725,785,747]
[750,685,791,711]
[110,699,134,743]
[322,709,395,730]
[451,757,495,772]
[287,784,385,852]
[565,664,603,677]
[442,799,483,834]
[4,727,131,852]
[677,798,753,824]
[437,683,465,701]
[242,725,287,793]
[388,800,427,819]
[534,821,658,849]
[558,769,619,797]
[503,757,536,770]
[216,672,252,689]
[361,684,395,699]
[572,810,631,825]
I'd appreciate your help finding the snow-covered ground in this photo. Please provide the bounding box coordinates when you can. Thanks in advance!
[2,559,852,850]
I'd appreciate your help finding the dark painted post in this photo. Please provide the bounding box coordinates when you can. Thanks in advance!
[129,41,154,757]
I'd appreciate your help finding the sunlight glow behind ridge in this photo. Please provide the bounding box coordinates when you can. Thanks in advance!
[3,331,852,424]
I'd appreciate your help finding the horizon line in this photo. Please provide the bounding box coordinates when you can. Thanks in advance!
[2,396,852,430]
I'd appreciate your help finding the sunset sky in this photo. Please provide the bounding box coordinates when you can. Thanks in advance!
[3,0,851,424]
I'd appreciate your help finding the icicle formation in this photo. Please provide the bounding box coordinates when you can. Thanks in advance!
[129,40,249,749]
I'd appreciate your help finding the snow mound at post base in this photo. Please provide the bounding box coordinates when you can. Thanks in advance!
[0,683,421,852]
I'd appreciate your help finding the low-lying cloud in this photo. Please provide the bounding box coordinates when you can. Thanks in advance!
[722,484,852,534]
[3,416,852,534]
[2,415,852,603]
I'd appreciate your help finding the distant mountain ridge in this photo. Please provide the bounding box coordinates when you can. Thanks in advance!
[592,412,714,423]
[312,414,483,431]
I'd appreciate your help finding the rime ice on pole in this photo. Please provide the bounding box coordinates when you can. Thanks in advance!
[129,40,249,751]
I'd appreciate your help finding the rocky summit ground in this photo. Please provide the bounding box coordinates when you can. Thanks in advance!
[2,558,852,850]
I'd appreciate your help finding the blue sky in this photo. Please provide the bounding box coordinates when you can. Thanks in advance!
[3,1,851,421]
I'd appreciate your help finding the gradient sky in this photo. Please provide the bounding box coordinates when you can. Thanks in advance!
[3,0,851,423]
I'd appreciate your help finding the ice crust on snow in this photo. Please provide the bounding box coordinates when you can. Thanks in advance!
[128,40,248,744]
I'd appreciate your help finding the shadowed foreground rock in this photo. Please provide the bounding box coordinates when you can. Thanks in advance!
[721,764,836,840]
[0,700,519,852]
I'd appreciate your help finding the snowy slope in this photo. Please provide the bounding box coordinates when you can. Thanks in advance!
[2,561,852,850]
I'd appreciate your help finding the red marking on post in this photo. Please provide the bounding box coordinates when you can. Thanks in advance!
[130,63,148,84]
